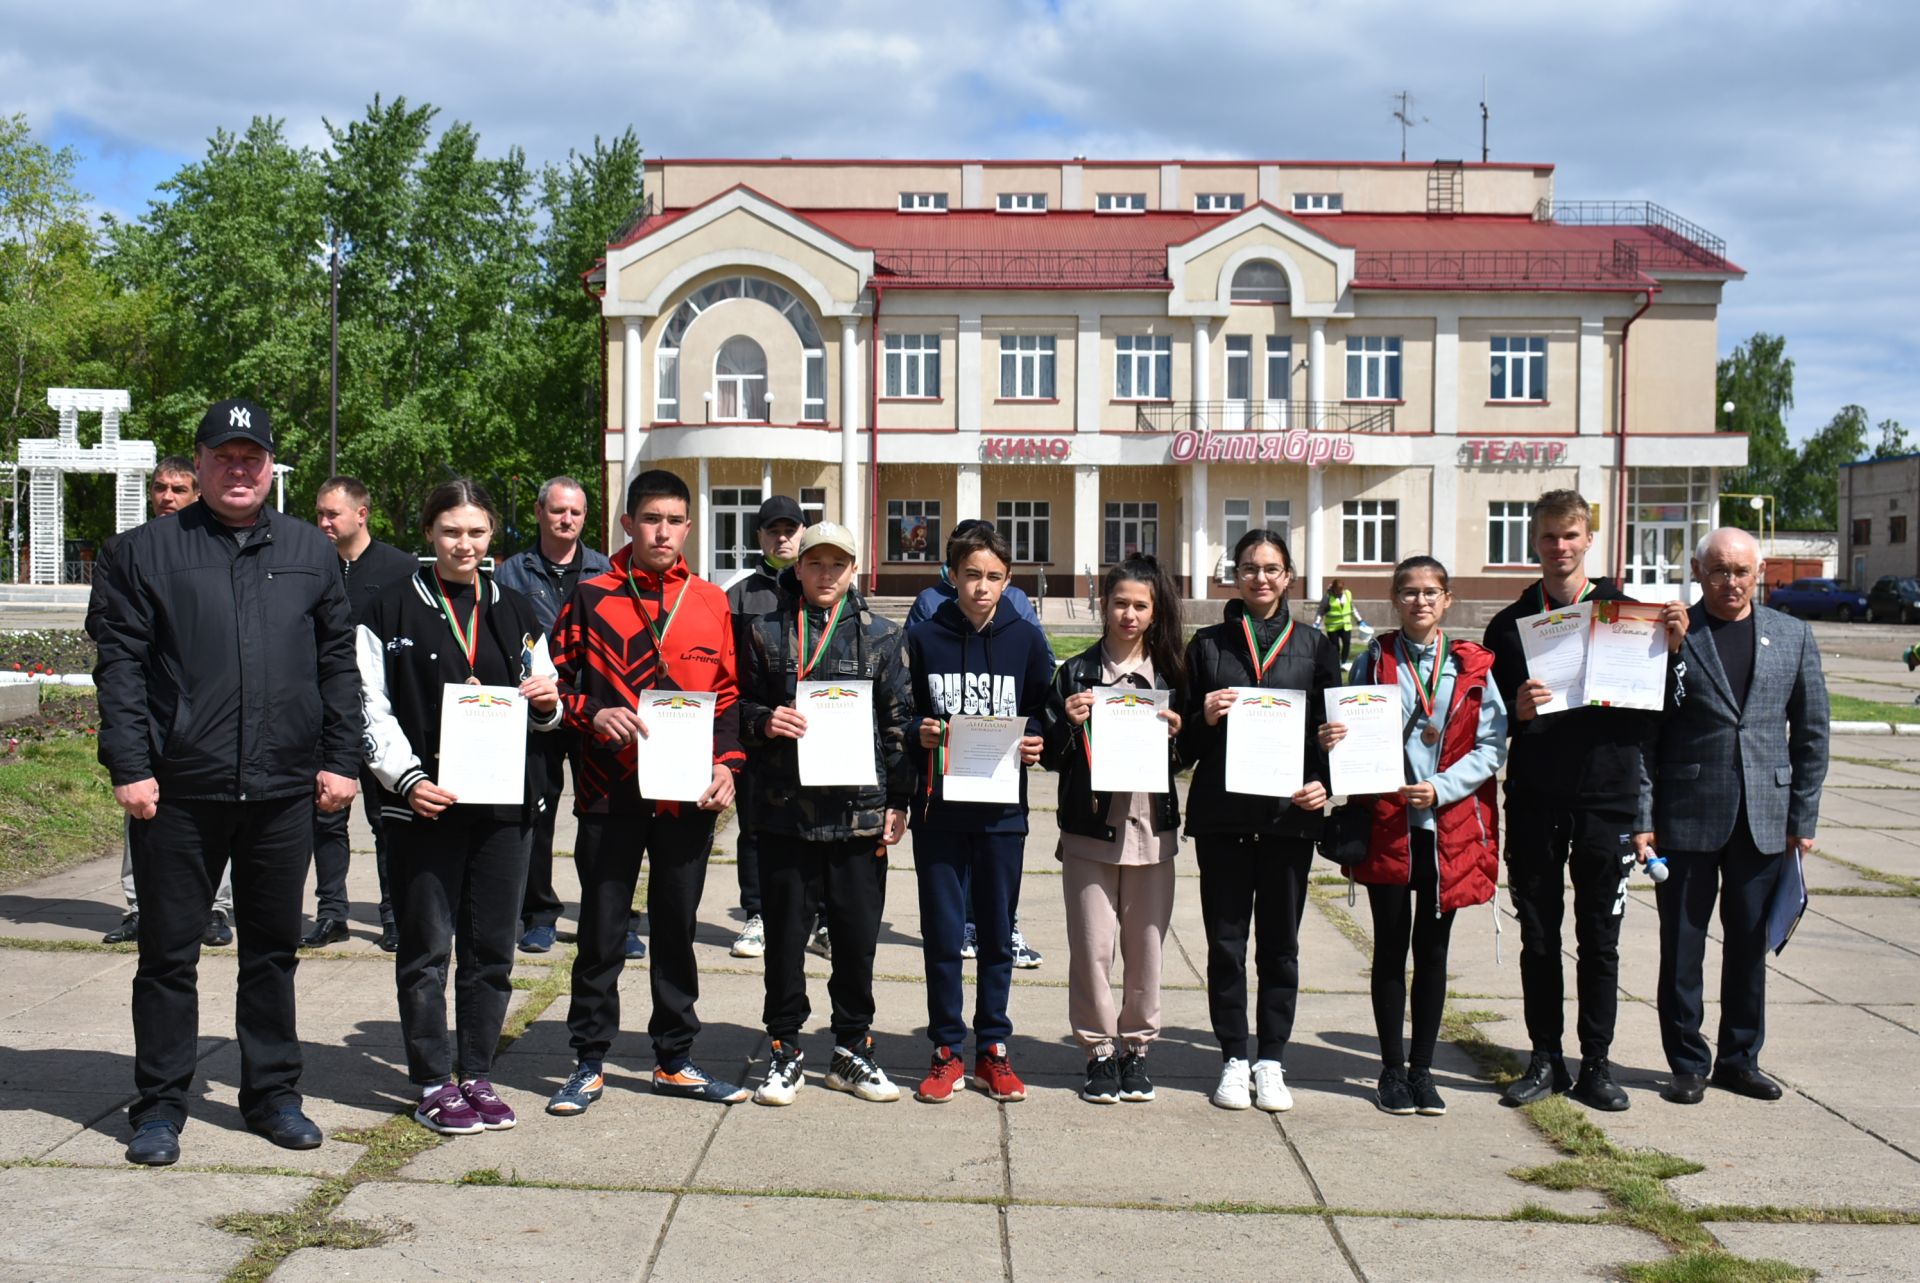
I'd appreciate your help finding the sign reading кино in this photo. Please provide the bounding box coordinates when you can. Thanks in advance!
[1169,429,1357,467]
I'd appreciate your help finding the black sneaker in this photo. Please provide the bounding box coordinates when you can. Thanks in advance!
[1502,1051,1572,1107]
[1081,1055,1121,1104]
[1570,1056,1630,1112]
[1376,1067,1416,1115]
[203,910,233,947]
[1117,1049,1155,1102]
[824,1037,900,1102]
[102,913,139,945]
[1407,1068,1446,1116]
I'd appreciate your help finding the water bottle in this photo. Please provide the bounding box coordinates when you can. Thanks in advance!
[1643,853,1669,884]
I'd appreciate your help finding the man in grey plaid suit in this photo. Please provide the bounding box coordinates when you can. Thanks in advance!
[1640,527,1829,1105]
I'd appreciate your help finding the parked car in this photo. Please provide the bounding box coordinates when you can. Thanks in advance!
[1868,576,1920,623]
[1765,577,1868,621]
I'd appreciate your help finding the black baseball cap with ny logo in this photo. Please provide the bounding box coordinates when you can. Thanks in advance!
[195,398,275,452]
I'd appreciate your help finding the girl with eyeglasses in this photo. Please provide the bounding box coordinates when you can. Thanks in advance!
[1180,529,1341,1113]
[1318,556,1507,1118]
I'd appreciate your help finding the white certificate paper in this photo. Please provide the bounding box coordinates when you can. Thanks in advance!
[941,715,1025,804]
[1088,686,1170,794]
[1225,686,1306,797]
[1325,684,1405,797]
[795,680,879,787]
[1517,602,1594,715]
[634,689,716,802]
[436,683,529,806]
[1584,601,1667,711]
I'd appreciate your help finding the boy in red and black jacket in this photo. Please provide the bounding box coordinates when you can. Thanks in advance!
[545,469,750,1114]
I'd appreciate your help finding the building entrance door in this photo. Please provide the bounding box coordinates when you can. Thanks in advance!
[1626,521,1692,599]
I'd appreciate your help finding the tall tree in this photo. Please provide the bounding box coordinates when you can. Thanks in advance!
[1715,332,1795,527]
[1872,417,1910,460]
[1789,404,1870,528]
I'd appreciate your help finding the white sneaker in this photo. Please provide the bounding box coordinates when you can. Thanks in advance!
[1252,1059,1293,1112]
[753,1043,804,1106]
[1211,1057,1252,1110]
[730,914,766,958]
[825,1039,901,1103]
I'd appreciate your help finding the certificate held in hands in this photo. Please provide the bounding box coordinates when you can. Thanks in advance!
[941,715,1025,804]
[1516,602,1593,715]
[635,690,717,802]
[1325,684,1404,797]
[437,684,529,806]
[795,680,878,788]
[1224,687,1306,797]
[1088,686,1170,794]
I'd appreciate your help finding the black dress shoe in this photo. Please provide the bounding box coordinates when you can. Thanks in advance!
[1662,1072,1706,1105]
[1501,1051,1571,1106]
[125,1120,180,1166]
[377,923,400,953]
[249,1106,323,1150]
[1711,1066,1783,1101]
[1569,1056,1630,1112]
[203,910,234,947]
[300,918,349,948]
[102,913,139,945]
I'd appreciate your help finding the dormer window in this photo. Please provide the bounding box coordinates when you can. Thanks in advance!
[996,192,1047,213]
[1292,192,1344,213]
[1195,193,1246,212]
[899,192,949,213]
[1096,192,1147,213]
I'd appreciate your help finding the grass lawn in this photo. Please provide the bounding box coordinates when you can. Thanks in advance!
[1828,693,1920,725]
[0,733,120,889]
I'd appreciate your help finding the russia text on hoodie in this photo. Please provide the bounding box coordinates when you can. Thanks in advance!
[907,599,1054,834]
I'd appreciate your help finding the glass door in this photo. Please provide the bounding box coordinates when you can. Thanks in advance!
[709,487,763,574]
[1625,521,1690,597]
[1222,336,1251,430]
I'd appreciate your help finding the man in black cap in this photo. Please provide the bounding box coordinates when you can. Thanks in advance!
[92,398,364,1167]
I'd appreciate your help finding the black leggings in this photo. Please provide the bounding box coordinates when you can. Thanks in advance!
[1366,829,1456,1072]
[1327,629,1353,663]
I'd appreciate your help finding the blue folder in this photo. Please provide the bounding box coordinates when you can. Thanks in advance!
[1766,850,1808,955]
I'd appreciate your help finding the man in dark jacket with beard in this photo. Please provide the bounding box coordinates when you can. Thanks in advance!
[92,399,363,1167]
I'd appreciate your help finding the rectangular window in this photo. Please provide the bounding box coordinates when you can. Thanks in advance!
[999,335,1057,399]
[996,192,1047,213]
[1490,336,1547,401]
[995,500,1052,564]
[1195,193,1246,212]
[655,350,680,421]
[1225,335,1252,400]
[886,499,942,562]
[884,333,941,398]
[1487,501,1540,565]
[710,486,764,573]
[1852,518,1872,546]
[898,192,949,212]
[1224,499,1292,560]
[1894,515,1910,544]
[1342,499,1399,564]
[1291,192,1343,213]
[1103,501,1159,564]
[1114,334,1173,399]
[1345,335,1403,401]
[1264,499,1292,549]
[1095,192,1146,213]
[803,351,825,421]
[799,487,827,525]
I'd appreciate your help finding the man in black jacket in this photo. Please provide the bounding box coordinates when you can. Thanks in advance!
[306,475,420,951]
[92,399,363,1167]
[1483,490,1685,1113]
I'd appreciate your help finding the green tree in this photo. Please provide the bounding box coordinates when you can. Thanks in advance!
[1789,404,1869,528]
[1873,417,1909,460]
[1715,332,1795,527]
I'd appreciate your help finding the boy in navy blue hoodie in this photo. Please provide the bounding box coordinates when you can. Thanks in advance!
[906,524,1054,1103]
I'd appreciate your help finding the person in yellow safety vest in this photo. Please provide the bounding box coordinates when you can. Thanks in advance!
[1319,579,1357,663]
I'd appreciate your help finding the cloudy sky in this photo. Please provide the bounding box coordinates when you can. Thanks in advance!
[5,0,1914,443]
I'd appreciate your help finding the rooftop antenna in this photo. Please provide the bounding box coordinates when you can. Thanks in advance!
[1480,76,1490,163]
[1391,91,1428,163]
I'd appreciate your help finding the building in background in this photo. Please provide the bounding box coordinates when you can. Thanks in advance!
[1839,454,1920,588]
[586,157,1746,604]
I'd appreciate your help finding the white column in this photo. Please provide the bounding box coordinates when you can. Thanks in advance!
[957,313,983,434]
[1431,311,1459,436]
[1577,316,1606,436]
[1188,462,1210,596]
[839,316,861,537]
[621,316,645,494]
[1073,465,1100,594]
[1305,464,1325,600]
[955,464,982,524]
[1307,319,1327,426]
[1429,464,1457,570]
[1075,310,1100,433]
[761,459,773,498]
[1191,318,1212,431]
[696,455,712,581]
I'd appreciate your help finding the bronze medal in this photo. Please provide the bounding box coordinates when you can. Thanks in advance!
[1420,722,1440,746]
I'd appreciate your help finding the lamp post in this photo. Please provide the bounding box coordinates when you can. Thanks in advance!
[315,234,342,476]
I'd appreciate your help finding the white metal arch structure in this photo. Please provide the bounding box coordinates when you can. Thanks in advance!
[17,388,156,584]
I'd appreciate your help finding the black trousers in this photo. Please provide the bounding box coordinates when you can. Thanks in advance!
[734,772,762,918]
[519,735,569,932]
[1655,815,1783,1077]
[761,834,888,1046]
[128,794,311,1130]
[1194,834,1315,1063]
[1327,629,1353,664]
[1506,806,1636,1061]
[388,811,529,1084]
[566,807,717,1065]
[311,767,393,927]
[1366,830,1457,1072]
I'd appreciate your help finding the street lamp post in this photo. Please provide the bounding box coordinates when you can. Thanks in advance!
[315,234,342,477]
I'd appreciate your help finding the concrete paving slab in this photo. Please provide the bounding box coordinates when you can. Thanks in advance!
[1766,905,1920,1004]
[1707,1222,1920,1281]
[652,1193,1004,1283]
[1808,894,1920,952]
[1005,1204,1352,1282]
[0,949,133,1022]
[0,1167,315,1279]
[1866,1004,1920,1035]
[1800,852,1887,892]
[1818,830,1920,881]
[1335,1216,1669,1282]
[0,1087,132,1160]
[272,1181,674,1283]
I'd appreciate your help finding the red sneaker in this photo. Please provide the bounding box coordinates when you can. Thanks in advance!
[972,1042,1027,1102]
[915,1046,965,1103]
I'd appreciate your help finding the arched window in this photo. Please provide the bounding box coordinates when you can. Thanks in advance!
[656,275,825,423]
[1230,259,1290,304]
[713,336,768,421]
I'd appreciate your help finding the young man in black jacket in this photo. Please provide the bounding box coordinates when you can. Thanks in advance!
[736,522,912,1105]
[1482,490,1686,1112]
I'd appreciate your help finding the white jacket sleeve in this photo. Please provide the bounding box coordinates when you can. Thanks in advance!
[357,621,426,796]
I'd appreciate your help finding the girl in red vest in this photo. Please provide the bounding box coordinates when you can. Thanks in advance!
[1319,556,1508,1118]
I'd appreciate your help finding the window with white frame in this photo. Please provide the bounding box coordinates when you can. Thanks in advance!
[898,191,949,212]
[886,499,942,562]
[1342,499,1398,564]
[1224,498,1292,559]
[884,333,941,398]
[1490,336,1547,401]
[713,336,768,421]
[1488,501,1539,565]
[1103,502,1158,563]
[710,486,763,573]
[1195,193,1246,212]
[1095,192,1146,213]
[1225,336,1252,405]
[996,192,1047,213]
[799,487,826,525]
[1115,334,1172,399]
[1230,260,1290,303]
[656,275,823,423]
[1265,337,1293,406]
[1292,192,1343,213]
[1264,499,1292,548]
[1345,335,1403,400]
[995,500,1052,563]
[655,348,680,420]
[803,352,825,421]
[999,334,1057,399]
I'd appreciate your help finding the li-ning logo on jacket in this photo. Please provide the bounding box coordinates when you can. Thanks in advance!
[929,673,1017,717]
[678,645,721,666]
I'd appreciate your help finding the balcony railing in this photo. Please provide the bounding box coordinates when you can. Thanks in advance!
[1534,199,1733,271]
[1133,400,1396,434]
[872,247,1171,290]
[1352,246,1646,289]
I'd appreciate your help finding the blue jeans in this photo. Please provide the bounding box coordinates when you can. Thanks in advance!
[915,829,1024,1050]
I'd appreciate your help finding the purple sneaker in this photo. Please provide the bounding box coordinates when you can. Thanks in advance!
[460,1078,517,1130]
[415,1082,485,1135]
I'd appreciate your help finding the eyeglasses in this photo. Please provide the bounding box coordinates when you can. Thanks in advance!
[1236,564,1289,580]
[1703,569,1755,584]
[1395,588,1445,603]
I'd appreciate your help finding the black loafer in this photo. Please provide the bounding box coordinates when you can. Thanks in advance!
[377,924,400,953]
[249,1106,323,1150]
[125,1120,180,1166]
[300,918,349,949]
[102,913,140,945]
[1662,1072,1706,1105]
[1711,1066,1783,1101]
